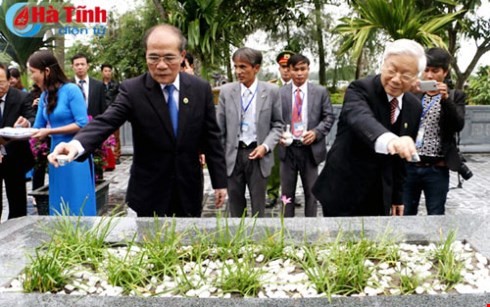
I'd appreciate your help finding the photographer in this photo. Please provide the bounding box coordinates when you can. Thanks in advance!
[403,48,467,215]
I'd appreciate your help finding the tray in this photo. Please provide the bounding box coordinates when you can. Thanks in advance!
[0,127,38,139]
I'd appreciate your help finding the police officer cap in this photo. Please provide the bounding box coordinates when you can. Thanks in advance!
[276,51,295,64]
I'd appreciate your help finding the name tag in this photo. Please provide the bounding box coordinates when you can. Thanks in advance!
[294,122,305,134]
[415,126,425,148]
[241,121,250,132]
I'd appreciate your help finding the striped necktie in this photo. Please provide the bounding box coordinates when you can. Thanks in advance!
[390,97,398,124]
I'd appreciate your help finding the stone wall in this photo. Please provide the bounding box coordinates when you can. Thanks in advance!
[119,105,490,154]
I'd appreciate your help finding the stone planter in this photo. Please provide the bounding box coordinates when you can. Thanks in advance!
[0,216,489,306]
[28,180,110,215]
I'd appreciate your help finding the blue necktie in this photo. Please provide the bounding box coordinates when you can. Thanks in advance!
[165,84,178,136]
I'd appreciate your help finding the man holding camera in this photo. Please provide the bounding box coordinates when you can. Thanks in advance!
[403,48,467,215]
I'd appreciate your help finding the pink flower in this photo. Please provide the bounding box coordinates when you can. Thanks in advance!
[281,195,292,206]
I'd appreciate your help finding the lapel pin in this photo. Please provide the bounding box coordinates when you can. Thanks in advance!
[404,122,408,129]
[183,97,189,104]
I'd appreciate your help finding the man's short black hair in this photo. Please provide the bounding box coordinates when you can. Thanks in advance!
[426,48,451,71]
[71,53,89,64]
[181,53,194,67]
[288,54,310,67]
[101,63,113,70]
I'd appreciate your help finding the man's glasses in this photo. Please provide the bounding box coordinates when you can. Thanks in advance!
[146,55,181,65]
[382,67,416,83]
[0,80,9,86]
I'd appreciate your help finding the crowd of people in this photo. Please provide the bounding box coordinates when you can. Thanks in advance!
[0,23,466,220]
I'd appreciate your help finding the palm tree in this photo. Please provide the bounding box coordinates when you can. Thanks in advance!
[335,0,460,78]
[167,0,245,79]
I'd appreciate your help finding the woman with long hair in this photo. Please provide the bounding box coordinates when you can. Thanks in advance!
[29,50,96,216]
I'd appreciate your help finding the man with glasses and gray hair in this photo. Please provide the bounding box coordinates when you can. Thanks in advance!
[49,24,227,218]
[313,39,425,217]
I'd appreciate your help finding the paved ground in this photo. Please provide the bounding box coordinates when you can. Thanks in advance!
[2,153,489,222]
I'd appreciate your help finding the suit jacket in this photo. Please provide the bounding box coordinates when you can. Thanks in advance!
[312,75,422,216]
[416,90,466,171]
[75,72,227,217]
[104,80,120,108]
[1,87,35,173]
[217,81,284,177]
[278,82,335,165]
[72,77,107,117]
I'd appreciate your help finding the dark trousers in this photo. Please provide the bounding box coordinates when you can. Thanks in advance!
[266,148,280,201]
[227,148,268,217]
[0,166,28,220]
[403,163,449,215]
[32,165,47,191]
[280,146,318,217]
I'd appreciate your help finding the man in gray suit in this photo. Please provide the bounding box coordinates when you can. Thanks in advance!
[217,47,283,217]
[278,54,335,217]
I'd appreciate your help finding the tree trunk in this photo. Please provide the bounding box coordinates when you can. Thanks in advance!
[453,38,490,90]
[152,0,167,20]
[314,0,326,86]
[54,36,65,67]
[355,49,364,80]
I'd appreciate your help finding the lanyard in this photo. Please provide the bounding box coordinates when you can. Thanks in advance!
[241,88,257,114]
[420,94,440,121]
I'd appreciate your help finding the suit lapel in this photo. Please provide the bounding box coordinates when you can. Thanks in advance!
[144,74,175,141]
[2,89,15,127]
[255,82,267,123]
[307,83,315,129]
[374,75,391,128]
[284,83,293,124]
[177,73,191,143]
[231,84,241,124]
[400,94,418,135]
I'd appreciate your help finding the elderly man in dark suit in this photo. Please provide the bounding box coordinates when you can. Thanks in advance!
[71,53,107,117]
[49,24,227,217]
[0,64,35,220]
[217,47,283,218]
[312,39,425,217]
[278,54,335,217]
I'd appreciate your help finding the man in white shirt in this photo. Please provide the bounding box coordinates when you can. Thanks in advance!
[217,47,283,217]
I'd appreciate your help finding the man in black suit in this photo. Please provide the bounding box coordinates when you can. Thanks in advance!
[71,53,106,117]
[0,64,35,220]
[312,39,425,217]
[49,24,227,217]
[101,63,121,164]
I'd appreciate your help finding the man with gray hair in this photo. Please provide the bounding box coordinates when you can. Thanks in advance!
[312,39,425,217]
[217,47,283,217]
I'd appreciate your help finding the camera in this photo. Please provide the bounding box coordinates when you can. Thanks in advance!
[457,154,473,180]
[458,162,473,180]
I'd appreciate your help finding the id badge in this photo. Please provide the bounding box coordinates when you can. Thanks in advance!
[241,122,249,132]
[415,126,425,148]
[294,122,305,134]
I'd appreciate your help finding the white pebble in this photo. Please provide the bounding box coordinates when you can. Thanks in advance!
[255,254,265,263]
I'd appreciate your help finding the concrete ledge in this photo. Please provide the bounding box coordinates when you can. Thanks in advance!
[1,215,489,306]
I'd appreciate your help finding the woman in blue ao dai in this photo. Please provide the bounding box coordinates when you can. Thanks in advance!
[28,50,96,216]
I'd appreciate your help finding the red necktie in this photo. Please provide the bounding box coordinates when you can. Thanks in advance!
[292,88,303,137]
[390,97,398,124]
